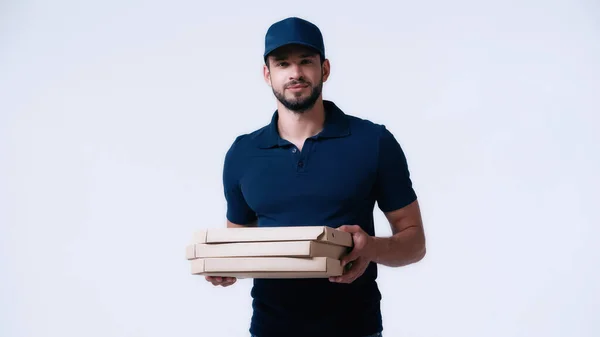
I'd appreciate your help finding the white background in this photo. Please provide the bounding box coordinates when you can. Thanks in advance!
[1,0,599,336]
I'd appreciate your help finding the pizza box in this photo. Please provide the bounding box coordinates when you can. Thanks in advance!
[190,256,342,279]
[186,240,349,260]
[191,226,353,247]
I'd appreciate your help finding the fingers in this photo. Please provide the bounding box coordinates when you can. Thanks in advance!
[330,266,358,283]
[341,248,360,267]
[329,258,367,284]
[341,233,368,266]
[337,224,361,233]
[205,276,237,286]
[206,276,220,286]
[335,266,359,283]
[221,277,237,287]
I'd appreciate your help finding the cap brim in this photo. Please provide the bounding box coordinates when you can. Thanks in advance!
[264,41,324,59]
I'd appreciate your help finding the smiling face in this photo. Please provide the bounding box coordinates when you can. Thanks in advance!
[264,44,330,113]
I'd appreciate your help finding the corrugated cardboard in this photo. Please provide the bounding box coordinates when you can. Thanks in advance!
[192,226,353,247]
[186,240,349,260]
[191,256,342,278]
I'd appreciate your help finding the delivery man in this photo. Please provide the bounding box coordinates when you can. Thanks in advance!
[205,16,426,337]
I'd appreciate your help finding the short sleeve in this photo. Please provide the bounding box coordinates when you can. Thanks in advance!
[374,125,417,212]
[222,137,257,225]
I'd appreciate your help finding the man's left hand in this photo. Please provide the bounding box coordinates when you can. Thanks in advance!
[329,225,376,284]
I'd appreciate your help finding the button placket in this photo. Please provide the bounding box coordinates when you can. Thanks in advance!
[295,142,311,173]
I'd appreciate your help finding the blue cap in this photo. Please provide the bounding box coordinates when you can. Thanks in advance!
[263,17,325,61]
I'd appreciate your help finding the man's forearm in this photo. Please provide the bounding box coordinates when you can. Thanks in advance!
[371,226,426,267]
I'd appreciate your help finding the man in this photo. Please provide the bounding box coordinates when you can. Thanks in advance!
[205,17,426,337]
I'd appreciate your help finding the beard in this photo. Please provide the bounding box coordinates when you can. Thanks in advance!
[272,76,323,113]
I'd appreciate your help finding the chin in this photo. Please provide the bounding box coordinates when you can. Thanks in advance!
[285,93,305,101]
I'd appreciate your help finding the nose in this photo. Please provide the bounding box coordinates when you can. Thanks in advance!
[288,63,304,80]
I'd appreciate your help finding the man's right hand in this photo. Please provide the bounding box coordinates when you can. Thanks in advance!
[205,276,237,287]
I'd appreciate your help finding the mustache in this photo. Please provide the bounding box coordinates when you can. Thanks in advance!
[285,79,310,88]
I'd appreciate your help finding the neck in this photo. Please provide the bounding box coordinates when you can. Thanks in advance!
[276,98,325,143]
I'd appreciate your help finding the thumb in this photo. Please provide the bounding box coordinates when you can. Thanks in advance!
[337,224,360,233]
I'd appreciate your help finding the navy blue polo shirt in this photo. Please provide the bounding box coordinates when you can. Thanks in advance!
[223,100,417,337]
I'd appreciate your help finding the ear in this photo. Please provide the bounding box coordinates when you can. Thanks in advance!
[263,64,272,87]
[321,59,331,83]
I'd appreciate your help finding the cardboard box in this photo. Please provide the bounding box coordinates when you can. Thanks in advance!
[186,240,349,259]
[186,226,353,279]
[190,256,343,278]
[191,226,353,247]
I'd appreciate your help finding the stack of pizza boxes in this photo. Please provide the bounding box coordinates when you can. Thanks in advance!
[185,226,353,278]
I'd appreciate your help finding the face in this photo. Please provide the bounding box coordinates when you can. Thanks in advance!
[264,44,330,113]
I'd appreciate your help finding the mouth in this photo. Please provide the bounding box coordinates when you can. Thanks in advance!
[286,82,309,89]
[287,84,309,91]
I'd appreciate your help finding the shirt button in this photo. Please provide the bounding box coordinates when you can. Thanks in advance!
[298,161,304,167]
[292,148,297,153]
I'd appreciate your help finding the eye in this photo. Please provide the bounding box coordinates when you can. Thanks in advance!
[277,62,289,67]
[301,59,313,64]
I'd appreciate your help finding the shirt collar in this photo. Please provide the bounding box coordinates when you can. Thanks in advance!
[256,100,351,149]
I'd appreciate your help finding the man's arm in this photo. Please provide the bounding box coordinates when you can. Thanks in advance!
[367,124,425,267]
[206,136,257,286]
[372,199,426,267]
[331,201,425,283]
